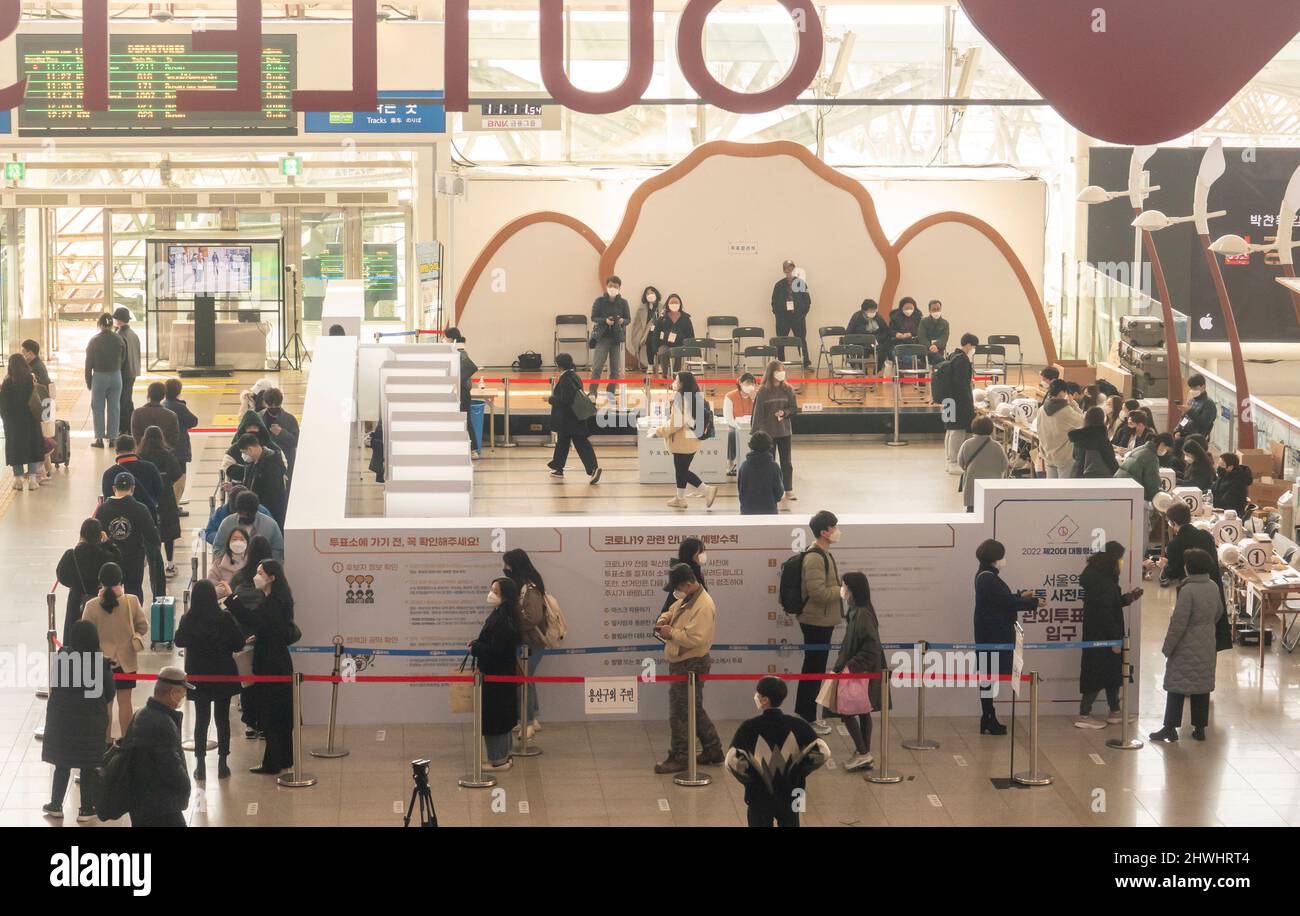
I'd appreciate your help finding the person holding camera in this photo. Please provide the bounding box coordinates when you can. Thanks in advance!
[588,276,630,400]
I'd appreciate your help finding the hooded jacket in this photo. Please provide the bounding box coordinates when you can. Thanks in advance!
[1036,398,1083,470]
[1068,424,1120,478]
[737,448,784,515]
[1114,441,1161,501]
[1211,464,1253,518]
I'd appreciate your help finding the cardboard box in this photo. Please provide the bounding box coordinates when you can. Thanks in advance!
[1238,448,1275,478]
[1270,441,1287,478]
[1249,477,1292,509]
[1053,360,1096,387]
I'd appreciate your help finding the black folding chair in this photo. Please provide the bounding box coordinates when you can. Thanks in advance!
[554,314,590,368]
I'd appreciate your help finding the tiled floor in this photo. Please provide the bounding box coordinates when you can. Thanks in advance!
[2,346,1299,826]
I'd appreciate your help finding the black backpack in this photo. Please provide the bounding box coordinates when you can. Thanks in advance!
[95,740,136,822]
[778,547,827,616]
[696,401,716,441]
[930,355,955,404]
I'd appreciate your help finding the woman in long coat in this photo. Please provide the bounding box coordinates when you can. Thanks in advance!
[41,620,115,820]
[0,353,46,491]
[972,538,1041,735]
[55,518,121,640]
[545,352,601,481]
[833,571,884,771]
[470,576,522,770]
[1076,542,1141,728]
[1150,548,1223,743]
[176,579,247,781]
[226,559,296,773]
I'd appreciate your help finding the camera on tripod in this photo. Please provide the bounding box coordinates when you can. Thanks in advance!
[404,759,437,827]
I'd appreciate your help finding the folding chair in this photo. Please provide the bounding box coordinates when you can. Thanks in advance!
[973,344,1008,384]
[827,344,869,404]
[667,346,703,380]
[554,314,590,368]
[815,325,847,376]
[706,316,739,370]
[892,343,929,403]
[986,335,1023,387]
[743,345,778,377]
[770,336,805,373]
[731,326,765,372]
[679,338,714,379]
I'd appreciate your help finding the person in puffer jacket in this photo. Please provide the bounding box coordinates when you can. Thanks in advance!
[1068,407,1120,478]
[1114,433,1173,502]
[1210,452,1253,519]
[1035,379,1082,477]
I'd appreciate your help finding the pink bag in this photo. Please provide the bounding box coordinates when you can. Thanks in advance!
[835,676,874,715]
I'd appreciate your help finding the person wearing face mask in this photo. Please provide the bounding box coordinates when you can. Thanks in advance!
[203,483,271,546]
[723,373,756,476]
[770,259,812,367]
[444,327,482,454]
[725,676,829,827]
[846,298,889,367]
[1114,431,1173,503]
[940,333,978,475]
[55,518,121,642]
[832,572,884,771]
[659,537,707,616]
[1210,451,1252,520]
[81,562,149,742]
[653,565,723,774]
[174,580,245,781]
[1109,399,1140,447]
[888,297,923,371]
[546,352,603,484]
[653,293,696,378]
[957,417,1008,514]
[232,433,287,530]
[259,386,299,483]
[1035,379,1084,478]
[1151,548,1223,743]
[1126,408,1155,450]
[207,527,251,594]
[94,472,160,603]
[1174,373,1217,441]
[752,360,798,501]
[213,491,284,564]
[1075,542,1142,729]
[972,539,1042,735]
[653,371,719,509]
[471,577,523,771]
[737,432,785,515]
[588,276,630,400]
[1104,395,1127,441]
[40,620,115,823]
[225,560,296,774]
[793,511,843,733]
[918,299,950,367]
[502,549,550,737]
[121,666,193,827]
[630,285,663,371]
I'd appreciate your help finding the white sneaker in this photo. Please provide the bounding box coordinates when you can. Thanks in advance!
[845,753,874,771]
[483,758,513,771]
[946,464,962,476]
[1106,711,1136,725]
[704,485,718,508]
[666,497,688,509]
[165,563,178,579]
[811,719,833,735]
[1074,715,1107,729]
[785,491,797,501]
[529,719,541,733]
[512,723,537,740]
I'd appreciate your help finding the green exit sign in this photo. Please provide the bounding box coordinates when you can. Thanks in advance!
[279,157,302,178]
[4,162,24,181]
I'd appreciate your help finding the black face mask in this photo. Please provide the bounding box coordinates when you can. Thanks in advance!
[502,567,513,578]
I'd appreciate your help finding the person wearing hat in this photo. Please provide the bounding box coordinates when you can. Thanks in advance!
[122,664,193,827]
[85,312,127,447]
[93,472,160,602]
[725,676,829,827]
[1075,541,1142,729]
[770,260,812,368]
[113,307,142,438]
[213,490,284,563]
[444,327,481,455]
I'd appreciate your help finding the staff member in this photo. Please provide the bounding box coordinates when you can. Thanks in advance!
[972,539,1042,735]
[723,373,756,476]
[546,352,602,484]
[588,276,629,399]
[653,293,695,378]
[918,299,950,367]
[752,360,798,501]
[770,259,811,368]
[630,285,663,371]
[846,299,889,366]
[1175,374,1216,441]
[653,565,723,774]
[942,333,978,475]
[888,297,922,370]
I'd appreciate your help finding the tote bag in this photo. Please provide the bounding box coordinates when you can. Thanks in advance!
[814,677,838,711]
[449,656,475,714]
[835,677,874,715]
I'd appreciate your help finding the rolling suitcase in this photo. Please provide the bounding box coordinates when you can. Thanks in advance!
[149,596,176,650]
[48,419,71,469]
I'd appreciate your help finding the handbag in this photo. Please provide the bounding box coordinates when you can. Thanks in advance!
[570,385,596,422]
[814,677,838,711]
[836,677,874,715]
[449,655,475,714]
[285,620,303,646]
[958,437,991,492]
[514,351,543,371]
[234,646,255,688]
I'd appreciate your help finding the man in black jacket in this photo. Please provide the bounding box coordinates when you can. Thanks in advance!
[1150,502,1224,589]
[124,666,192,827]
[235,433,287,529]
[771,260,812,367]
[94,473,160,601]
[131,381,180,450]
[725,676,829,827]
[845,299,889,366]
[942,334,978,475]
[1175,373,1217,441]
[260,386,300,481]
[443,327,481,454]
[114,307,142,440]
[588,276,630,399]
[101,436,164,517]
[737,432,785,515]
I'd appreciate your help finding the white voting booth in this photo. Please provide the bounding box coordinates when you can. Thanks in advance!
[287,343,1146,727]
[320,279,365,338]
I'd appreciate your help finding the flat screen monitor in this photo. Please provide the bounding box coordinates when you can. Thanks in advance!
[165,245,253,296]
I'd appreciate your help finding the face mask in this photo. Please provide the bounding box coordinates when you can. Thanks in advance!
[671,381,680,392]
[672,589,687,602]
[253,573,269,590]
[903,308,915,317]
[487,590,502,607]
[827,529,841,544]
[502,567,512,578]
[697,551,708,565]
[741,384,755,396]
[930,311,941,319]
[865,311,877,320]
[753,693,764,711]
[994,558,1007,570]
[240,451,253,463]
[230,539,247,556]
[774,371,787,382]
[647,294,657,303]
[668,302,680,313]
[607,287,619,298]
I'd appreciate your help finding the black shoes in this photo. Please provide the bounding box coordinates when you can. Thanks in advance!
[696,748,724,766]
[91,439,104,449]
[249,765,282,775]
[194,760,206,781]
[218,756,231,779]
[589,468,602,485]
[980,716,1007,736]
[1191,727,1206,741]
[1149,726,1179,742]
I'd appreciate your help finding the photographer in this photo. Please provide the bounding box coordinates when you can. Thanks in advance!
[588,276,630,399]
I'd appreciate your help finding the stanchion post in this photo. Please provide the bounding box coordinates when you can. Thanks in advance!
[312,637,351,758]
[277,673,318,788]
[673,671,711,787]
[866,665,903,783]
[36,592,54,699]
[901,640,939,751]
[499,377,517,448]
[1013,671,1054,786]
[1105,637,1143,751]
[885,362,908,447]
[459,669,497,788]
[513,646,541,757]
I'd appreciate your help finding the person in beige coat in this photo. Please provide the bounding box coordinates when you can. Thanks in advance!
[1035,379,1083,478]
[80,561,149,740]
[797,510,844,733]
[652,371,718,509]
[653,564,723,773]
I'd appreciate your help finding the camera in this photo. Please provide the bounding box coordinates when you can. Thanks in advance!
[411,758,430,781]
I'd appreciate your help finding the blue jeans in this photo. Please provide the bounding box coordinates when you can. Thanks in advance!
[11,462,38,476]
[90,370,122,440]
[524,648,543,723]
[484,731,512,764]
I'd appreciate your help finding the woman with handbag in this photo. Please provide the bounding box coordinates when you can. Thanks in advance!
[546,352,602,483]
[470,577,522,771]
[41,620,115,821]
[80,562,149,741]
[55,518,121,641]
[225,559,297,774]
[831,572,884,771]
[1,353,47,491]
[175,579,246,781]
[502,549,549,738]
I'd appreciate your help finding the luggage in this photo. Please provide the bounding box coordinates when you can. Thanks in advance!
[513,351,543,371]
[48,419,71,468]
[1118,341,1169,378]
[149,596,176,650]
[1120,315,1164,348]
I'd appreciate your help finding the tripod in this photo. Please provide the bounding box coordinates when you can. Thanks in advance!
[279,265,311,370]
[404,763,438,828]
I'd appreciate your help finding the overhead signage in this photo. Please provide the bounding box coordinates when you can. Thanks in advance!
[462,98,559,132]
[304,91,446,134]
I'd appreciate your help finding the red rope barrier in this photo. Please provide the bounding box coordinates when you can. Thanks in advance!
[115,670,1028,685]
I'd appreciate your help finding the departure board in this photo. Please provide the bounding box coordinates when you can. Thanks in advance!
[17,33,296,136]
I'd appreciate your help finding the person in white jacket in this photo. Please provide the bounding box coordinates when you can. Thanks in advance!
[1034,378,1083,478]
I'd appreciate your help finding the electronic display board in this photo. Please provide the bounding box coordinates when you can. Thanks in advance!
[17,33,296,136]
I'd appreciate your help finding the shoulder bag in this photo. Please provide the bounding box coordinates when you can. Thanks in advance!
[958,437,991,492]
[449,655,475,714]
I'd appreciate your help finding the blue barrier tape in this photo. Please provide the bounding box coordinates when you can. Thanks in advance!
[926,640,1122,651]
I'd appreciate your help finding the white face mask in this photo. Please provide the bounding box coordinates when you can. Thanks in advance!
[697,551,708,565]
[865,311,877,320]
[647,294,657,303]
[230,539,247,556]
[668,301,680,313]
[826,529,841,544]
[753,693,764,711]
[672,589,687,602]
[930,311,942,319]
[994,558,1007,570]
[741,384,755,396]
[606,287,619,298]
[253,572,269,590]
[487,590,502,607]
[240,451,254,464]
[774,371,787,383]
[671,381,680,392]
[903,308,915,317]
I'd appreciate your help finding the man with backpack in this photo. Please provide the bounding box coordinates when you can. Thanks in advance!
[120,665,192,827]
[933,333,978,476]
[781,511,844,734]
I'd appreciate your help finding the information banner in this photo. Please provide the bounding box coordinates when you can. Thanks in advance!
[304,91,445,134]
